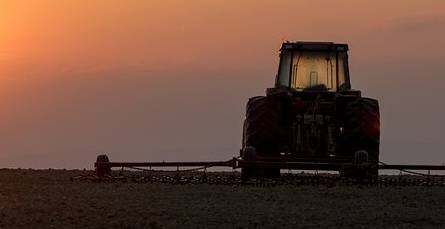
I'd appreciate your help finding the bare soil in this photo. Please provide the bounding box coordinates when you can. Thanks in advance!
[1,169,445,229]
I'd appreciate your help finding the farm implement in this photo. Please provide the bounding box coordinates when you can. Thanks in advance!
[92,154,445,186]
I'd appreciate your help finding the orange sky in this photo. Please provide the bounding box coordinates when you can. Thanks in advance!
[1,1,445,168]
[2,0,444,77]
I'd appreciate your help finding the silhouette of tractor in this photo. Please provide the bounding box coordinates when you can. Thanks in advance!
[240,42,380,179]
[94,41,445,183]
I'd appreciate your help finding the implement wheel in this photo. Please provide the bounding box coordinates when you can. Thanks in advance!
[96,154,111,177]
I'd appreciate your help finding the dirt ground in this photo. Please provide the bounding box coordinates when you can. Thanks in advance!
[1,169,445,229]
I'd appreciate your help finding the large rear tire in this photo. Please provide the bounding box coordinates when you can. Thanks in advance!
[241,96,282,178]
[342,98,380,179]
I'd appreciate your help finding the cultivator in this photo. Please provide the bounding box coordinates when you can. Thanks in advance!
[89,154,445,186]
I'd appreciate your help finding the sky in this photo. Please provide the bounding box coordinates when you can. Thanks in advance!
[0,0,445,168]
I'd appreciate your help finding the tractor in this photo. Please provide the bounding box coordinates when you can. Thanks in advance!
[240,42,380,179]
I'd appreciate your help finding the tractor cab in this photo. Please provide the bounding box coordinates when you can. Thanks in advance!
[275,42,351,92]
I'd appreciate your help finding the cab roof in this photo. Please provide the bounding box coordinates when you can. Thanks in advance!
[281,41,348,52]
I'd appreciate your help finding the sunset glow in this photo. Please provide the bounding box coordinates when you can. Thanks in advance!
[0,0,444,168]
[2,0,444,78]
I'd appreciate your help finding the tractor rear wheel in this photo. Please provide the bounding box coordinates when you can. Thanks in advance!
[241,96,282,178]
[342,98,380,180]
